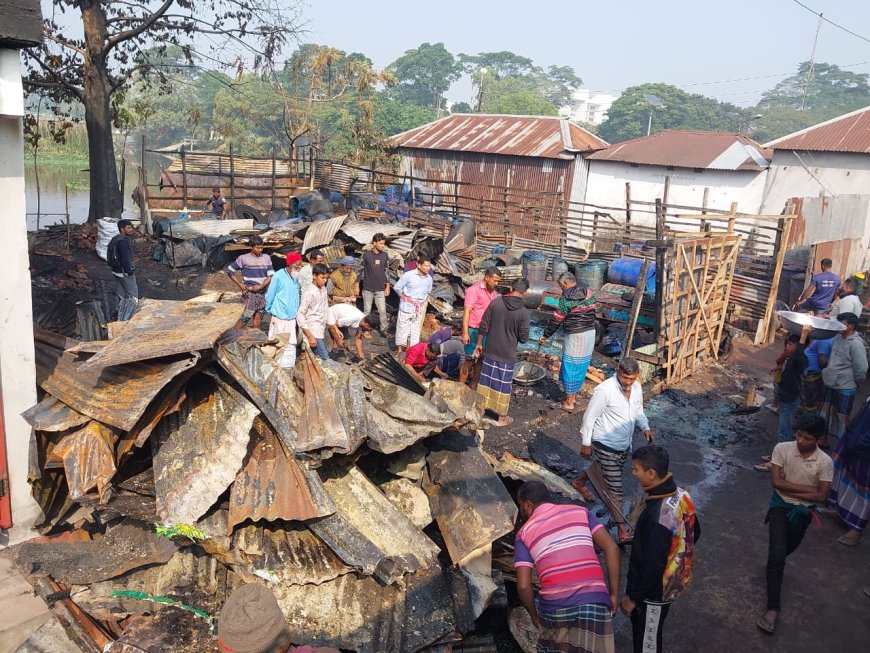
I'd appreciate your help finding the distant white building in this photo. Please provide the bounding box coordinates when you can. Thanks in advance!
[562,89,618,126]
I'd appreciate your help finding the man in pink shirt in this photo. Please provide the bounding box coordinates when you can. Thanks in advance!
[461,266,501,385]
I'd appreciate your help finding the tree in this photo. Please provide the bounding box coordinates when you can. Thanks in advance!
[487,90,558,116]
[374,98,435,136]
[451,101,473,114]
[599,83,748,143]
[543,65,582,107]
[23,1,303,222]
[758,61,870,114]
[458,51,534,79]
[386,43,461,109]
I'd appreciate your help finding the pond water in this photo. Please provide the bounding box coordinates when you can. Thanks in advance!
[25,163,143,231]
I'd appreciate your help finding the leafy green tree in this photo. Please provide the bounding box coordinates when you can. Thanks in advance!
[374,98,435,136]
[458,51,534,78]
[451,101,473,114]
[599,83,748,143]
[487,90,558,116]
[758,62,870,114]
[543,65,583,107]
[386,43,461,109]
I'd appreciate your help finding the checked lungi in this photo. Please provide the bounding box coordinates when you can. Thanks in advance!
[241,289,267,322]
[537,603,614,653]
[591,442,631,526]
[477,357,516,416]
[818,386,856,441]
[561,330,595,395]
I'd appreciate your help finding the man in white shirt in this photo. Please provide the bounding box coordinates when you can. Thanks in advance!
[573,357,653,544]
[326,303,377,360]
[297,263,330,360]
[830,277,863,320]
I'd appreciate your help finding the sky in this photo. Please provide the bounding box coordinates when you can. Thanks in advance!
[299,0,870,107]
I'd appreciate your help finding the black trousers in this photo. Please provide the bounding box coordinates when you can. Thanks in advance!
[631,600,671,653]
[766,506,812,611]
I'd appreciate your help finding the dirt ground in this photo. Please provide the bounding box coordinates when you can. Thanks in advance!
[29,233,870,652]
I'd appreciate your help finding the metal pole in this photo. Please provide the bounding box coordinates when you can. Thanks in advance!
[65,184,70,250]
[647,111,653,136]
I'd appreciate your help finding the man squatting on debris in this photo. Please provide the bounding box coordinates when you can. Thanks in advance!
[326,303,377,360]
[106,219,139,321]
[622,445,700,653]
[515,480,621,653]
[393,254,434,353]
[226,235,274,330]
[574,357,654,545]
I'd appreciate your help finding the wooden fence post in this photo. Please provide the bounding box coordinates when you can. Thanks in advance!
[625,181,632,238]
[140,134,151,234]
[180,146,188,210]
[229,144,236,214]
[271,147,277,211]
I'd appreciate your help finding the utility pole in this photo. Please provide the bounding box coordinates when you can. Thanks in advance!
[800,13,823,112]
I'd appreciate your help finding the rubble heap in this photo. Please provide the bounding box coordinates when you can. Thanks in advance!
[8,297,582,653]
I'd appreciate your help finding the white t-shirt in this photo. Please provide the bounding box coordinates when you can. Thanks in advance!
[327,303,365,329]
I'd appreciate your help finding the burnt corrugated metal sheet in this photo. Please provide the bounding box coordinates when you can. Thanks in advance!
[49,421,117,503]
[233,523,352,586]
[484,451,585,502]
[765,105,870,153]
[228,419,336,532]
[425,431,518,564]
[392,114,607,158]
[301,214,347,252]
[340,221,416,245]
[165,218,255,240]
[71,300,243,369]
[22,396,90,432]
[586,130,771,170]
[273,565,457,653]
[312,464,440,583]
[152,375,259,526]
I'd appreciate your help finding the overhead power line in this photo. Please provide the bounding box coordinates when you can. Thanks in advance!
[791,0,870,47]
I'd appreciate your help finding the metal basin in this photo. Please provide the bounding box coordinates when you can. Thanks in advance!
[776,310,846,340]
[513,361,546,386]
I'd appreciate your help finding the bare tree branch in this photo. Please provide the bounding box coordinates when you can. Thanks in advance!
[105,0,176,54]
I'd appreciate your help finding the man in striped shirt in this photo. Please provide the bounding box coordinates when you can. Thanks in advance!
[226,235,274,329]
[515,481,620,653]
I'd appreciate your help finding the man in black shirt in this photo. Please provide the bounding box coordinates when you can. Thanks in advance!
[360,232,390,336]
[106,219,138,321]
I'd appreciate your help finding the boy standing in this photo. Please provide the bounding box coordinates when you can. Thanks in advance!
[621,445,701,653]
[756,411,832,635]
[106,219,139,321]
[296,263,331,360]
[361,233,391,335]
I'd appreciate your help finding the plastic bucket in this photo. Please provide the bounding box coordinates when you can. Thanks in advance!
[522,250,547,281]
[574,259,608,291]
[607,258,657,295]
[552,256,569,280]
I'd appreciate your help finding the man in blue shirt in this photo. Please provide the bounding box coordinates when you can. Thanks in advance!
[795,258,840,315]
[800,337,832,411]
[265,252,303,368]
[205,186,226,218]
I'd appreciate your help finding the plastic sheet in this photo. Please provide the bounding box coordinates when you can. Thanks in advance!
[49,421,118,503]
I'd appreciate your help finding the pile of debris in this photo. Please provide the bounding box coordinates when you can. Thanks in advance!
[9,297,582,653]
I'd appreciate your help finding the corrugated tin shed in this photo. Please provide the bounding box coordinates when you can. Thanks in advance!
[764,105,870,154]
[586,130,771,171]
[391,114,608,159]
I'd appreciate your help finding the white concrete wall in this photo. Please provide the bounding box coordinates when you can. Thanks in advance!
[760,151,870,270]
[0,48,39,543]
[582,160,769,229]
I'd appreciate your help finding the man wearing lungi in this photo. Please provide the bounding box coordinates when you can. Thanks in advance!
[265,252,304,368]
[515,481,620,653]
[574,357,653,545]
[819,312,867,448]
[474,279,530,426]
[539,272,598,412]
[393,255,434,354]
[226,235,274,330]
[461,266,501,385]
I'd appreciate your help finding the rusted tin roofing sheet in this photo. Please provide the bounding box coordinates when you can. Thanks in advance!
[300,214,347,253]
[340,221,416,245]
[425,431,518,564]
[273,566,457,653]
[48,421,118,503]
[69,299,243,369]
[153,375,258,526]
[233,523,352,586]
[312,464,439,583]
[228,419,335,532]
[586,130,771,171]
[392,113,608,159]
[764,105,870,153]
[22,396,90,432]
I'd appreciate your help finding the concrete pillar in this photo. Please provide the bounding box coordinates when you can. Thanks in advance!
[0,47,40,544]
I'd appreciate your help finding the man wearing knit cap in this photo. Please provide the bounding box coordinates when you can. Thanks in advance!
[327,256,359,304]
[218,583,290,653]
